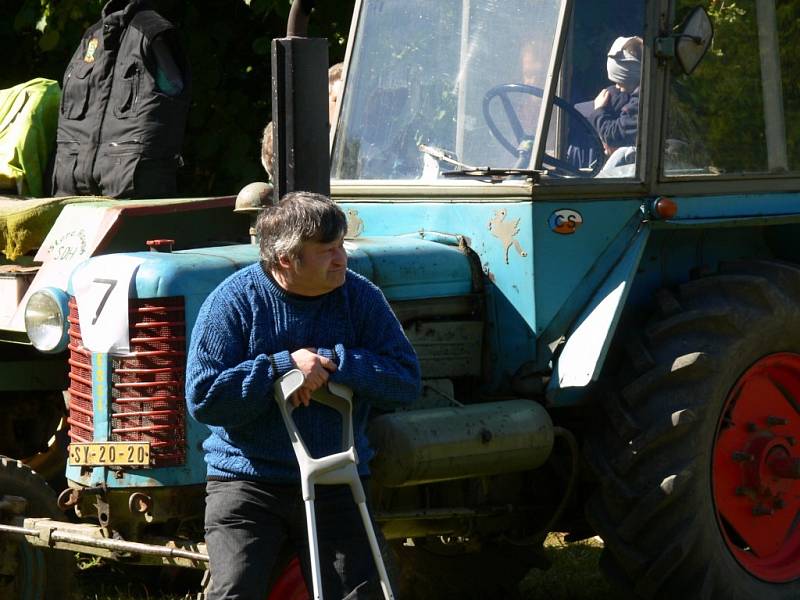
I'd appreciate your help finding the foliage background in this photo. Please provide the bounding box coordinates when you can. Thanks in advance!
[1,0,355,196]
[666,0,799,173]
[3,1,798,186]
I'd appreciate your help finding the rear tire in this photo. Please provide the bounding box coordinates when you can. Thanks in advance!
[585,260,800,599]
[0,456,74,600]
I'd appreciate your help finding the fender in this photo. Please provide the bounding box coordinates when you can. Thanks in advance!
[547,220,650,404]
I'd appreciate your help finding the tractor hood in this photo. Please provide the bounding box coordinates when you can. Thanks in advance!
[68,235,476,302]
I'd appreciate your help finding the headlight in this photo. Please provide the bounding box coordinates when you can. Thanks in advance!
[24,288,69,353]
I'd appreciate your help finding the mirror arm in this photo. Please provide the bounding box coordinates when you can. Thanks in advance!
[655,33,705,60]
[654,36,676,60]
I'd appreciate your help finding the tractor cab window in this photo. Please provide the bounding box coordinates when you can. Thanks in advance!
[331,0,645,184]
[663,0,800,177]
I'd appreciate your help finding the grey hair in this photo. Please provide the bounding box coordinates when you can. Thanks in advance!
[256,191,347,270]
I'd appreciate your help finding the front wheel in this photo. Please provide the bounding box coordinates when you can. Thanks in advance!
[0,456,74,600]
[586,260,800,598]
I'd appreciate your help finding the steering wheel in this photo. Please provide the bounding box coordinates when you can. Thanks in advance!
[482,83,605,177]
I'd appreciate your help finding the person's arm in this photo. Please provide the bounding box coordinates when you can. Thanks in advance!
[590,93,639,150]
[185,289,291,428]
[317,285,421,409]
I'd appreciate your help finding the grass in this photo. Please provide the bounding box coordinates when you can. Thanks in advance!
[519,533,619,599]
[71,534,619,599]
[71,554,201,600]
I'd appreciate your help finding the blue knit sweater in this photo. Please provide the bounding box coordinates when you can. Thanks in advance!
[185,263,421,482]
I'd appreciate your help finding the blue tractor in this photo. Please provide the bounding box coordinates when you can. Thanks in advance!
[3,1,800,598]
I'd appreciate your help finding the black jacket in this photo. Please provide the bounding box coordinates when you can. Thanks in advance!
[590,86,639,151]
[53,0,190,198]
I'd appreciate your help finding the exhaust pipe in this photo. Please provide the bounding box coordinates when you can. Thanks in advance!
[271,0,330,200]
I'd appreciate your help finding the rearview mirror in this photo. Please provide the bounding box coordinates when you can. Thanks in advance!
[675,7,714,75]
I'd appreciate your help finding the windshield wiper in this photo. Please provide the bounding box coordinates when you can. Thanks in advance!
[442,167,541,183]
[419,144,541,183]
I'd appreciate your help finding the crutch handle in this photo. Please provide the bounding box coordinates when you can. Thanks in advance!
[274,370,360,499]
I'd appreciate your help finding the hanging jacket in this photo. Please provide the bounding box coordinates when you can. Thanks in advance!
[0,78,60,196]
[52,0,190,199]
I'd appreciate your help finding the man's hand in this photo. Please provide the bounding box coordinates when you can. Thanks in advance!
[289,348,337,407]
[594,88,610,110]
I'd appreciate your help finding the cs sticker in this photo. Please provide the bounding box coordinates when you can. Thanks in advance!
[548,209,583,235]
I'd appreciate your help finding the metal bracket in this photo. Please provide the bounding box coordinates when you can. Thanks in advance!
[654,36,676,59]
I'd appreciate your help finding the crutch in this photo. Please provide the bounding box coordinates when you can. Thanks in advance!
[274,369,395,600]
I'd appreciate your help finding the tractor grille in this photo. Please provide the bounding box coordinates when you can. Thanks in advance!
[67,297,94,443]
[66,297,187,467]
[110,298,187,467]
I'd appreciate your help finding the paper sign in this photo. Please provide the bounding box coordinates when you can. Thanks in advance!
[35,204,119,263]
[72,255,144,354]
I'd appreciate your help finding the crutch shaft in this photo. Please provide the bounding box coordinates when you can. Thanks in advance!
[356,501,394,600]
[305,497,324,599]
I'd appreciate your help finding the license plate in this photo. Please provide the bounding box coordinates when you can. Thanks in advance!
[68,442,150,466]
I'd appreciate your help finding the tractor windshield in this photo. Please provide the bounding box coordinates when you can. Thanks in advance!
[331,0,645,183]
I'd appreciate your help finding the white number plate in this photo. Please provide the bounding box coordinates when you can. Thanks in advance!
[68,442,150,466]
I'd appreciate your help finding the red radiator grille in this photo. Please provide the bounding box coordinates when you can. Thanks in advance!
[67,297,94,443]
[66,296,187,467]
[110,297,187,467]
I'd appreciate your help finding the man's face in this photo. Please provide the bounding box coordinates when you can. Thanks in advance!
[285,236,348,296]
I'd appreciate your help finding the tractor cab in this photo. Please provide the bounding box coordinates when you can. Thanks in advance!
[332,0,647,182]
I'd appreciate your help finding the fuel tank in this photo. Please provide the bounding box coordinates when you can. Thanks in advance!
[368,399,553,487]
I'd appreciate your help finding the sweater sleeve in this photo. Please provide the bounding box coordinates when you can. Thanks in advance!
[322,283,421,409]
[590,93,639,149]
[185,285,284,428]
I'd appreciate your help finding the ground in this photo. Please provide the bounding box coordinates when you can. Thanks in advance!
[69,533,618,599]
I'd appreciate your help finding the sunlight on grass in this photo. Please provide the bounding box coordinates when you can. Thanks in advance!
[519,533,619,600]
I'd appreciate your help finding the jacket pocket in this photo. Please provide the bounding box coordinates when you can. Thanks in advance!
[52,142,80,196]
[98,141,178,199]
[61,62,93,120]
[112,61,141,119]
[96,143,141,198]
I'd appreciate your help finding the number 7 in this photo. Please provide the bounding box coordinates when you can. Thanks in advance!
[92,278,118,325]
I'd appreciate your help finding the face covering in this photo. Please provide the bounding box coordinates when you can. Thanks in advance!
[606,36,642,88]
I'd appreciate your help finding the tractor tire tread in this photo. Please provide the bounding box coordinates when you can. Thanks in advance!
[585,261,800,599]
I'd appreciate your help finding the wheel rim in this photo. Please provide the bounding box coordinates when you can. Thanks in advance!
[713,353,800,582]
[267,556,308,600]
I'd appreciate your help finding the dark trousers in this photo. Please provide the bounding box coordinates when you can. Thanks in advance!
[204,479,385,599]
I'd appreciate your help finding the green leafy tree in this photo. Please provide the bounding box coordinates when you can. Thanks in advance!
[667,0,800,174]
[1,0,354,195]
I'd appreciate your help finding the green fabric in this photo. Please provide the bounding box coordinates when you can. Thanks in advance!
[0,195,225,261]
[0,196,105,260]
[0,78,61,197]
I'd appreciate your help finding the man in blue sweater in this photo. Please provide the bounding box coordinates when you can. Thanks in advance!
[186,191,421,599]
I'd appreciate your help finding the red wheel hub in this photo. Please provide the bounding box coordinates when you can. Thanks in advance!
[713,353,800,582]
[267,556,309,600]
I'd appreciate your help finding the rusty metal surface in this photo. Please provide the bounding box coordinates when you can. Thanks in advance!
[0,516,208,568]
[405,321,483,378]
